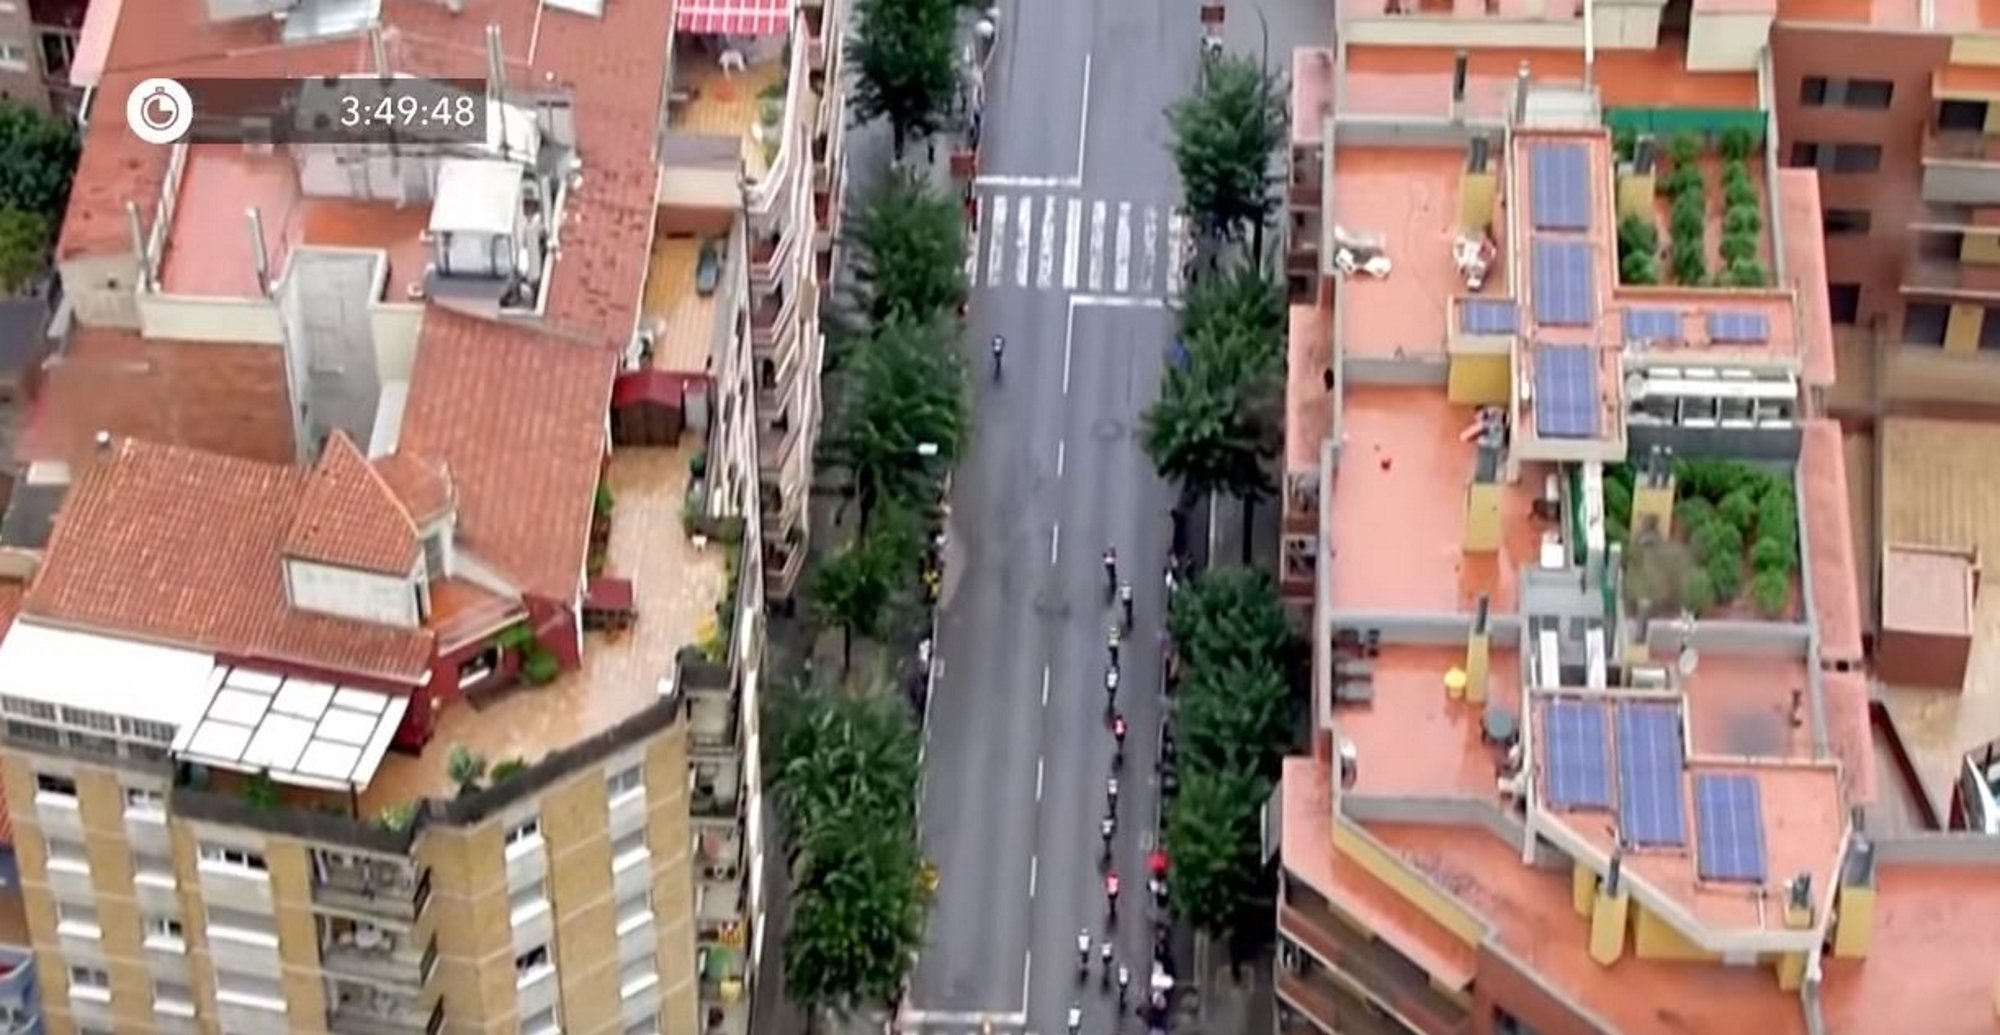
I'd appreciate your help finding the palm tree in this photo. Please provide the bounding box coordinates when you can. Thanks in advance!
[823,316,969,528]
[809,505,919,671]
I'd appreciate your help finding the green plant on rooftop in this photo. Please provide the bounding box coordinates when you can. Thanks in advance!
[521,645,560,685]
[376,802,419,832]
[1716,125,1759,163]
[243,770,280,811]
[1612,126,1638,164]
[1616,214,1660,287]
[446,745,489,798]
[847,0,959,160]
[1167,49,1288,248]
[1627,459,1800,617]
[844,170,969,326]
[1714,155,1768,288]
[1660,133,1713,287]
[1667,132,1703,169]
[1165,569,1295,943]
[1750,569,1790,618]
[490,757,529,784]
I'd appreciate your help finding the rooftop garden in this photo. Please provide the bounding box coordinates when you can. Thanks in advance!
[1607,458,1799,620]
[1614,127,1769,290]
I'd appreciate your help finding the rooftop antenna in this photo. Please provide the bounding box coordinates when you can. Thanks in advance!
[1513,60,1531,126]
[94,430,112,457]
[1450,50,1467,124]
[123,199,150,291]
[370,25,390,78]
[246,208,270,297]
[486,25,509,159]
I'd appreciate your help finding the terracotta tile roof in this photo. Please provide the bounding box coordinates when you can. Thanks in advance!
[16,327,295,469]
[396,310,616,602]
[22,439,434,682]
[284,432,421,575]
[65,0,676,346]
[372,452,455,526]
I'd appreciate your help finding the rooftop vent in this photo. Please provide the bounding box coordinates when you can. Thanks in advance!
[424,158,549,314]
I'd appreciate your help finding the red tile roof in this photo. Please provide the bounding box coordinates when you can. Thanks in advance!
[63,0,676,346]
[16,327,295,469]
[395,310,616,602]
[372,452,455,527]
[22,439,434,683]
[284,432,421,575]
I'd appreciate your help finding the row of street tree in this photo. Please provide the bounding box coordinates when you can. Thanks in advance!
[0,101,80,294]
[772,0,979,1004]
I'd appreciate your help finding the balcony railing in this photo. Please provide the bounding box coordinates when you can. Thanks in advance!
[758,421,800,474]
[0,945,35,1011]
[327,983,427,1035]
[1277,900,1469,1035]
[320,926,425,989]
[313,857,428,923]
[692,774,743,820]
[1902,255,2000,299]
[1926,130,2000,164]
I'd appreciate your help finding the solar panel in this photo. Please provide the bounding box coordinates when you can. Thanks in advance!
[1616,703,1688,847]
[1531,143,1592,231]
[1623,308,1682,344]
[1707,310,1771,345]
[1460,299,1519,336]
[1534,345,1599,440]
[1695,773,1769,883]
[1544,700,1612,810]
[1532,240,1595,327]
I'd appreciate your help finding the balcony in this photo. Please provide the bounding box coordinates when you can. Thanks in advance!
[697,824,744,884]
[1277,897,1469,1035]
[319,919,425,989]
[312,853,428,924]
[327,980,428,1035]
[805,6,827,70]
[697,944,754,1035]
[758,419,800,475]
[1901,256,2000,301]
[1276,963,1412,1035]
[0,945,37,1034]
[691,759,743,820]
[697,875,747,931]
[1922,131,2000,206]
[688,687,740,757]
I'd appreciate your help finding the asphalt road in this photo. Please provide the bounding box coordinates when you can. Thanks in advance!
[910,1,1204,1032]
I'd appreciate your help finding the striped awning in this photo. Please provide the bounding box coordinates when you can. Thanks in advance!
[676,0,792,36]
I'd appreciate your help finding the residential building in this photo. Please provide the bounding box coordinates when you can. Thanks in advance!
[0,0,90,116]
[0,582,46,1035]
[1277,23,2000,1035]
[0,0,850,1032]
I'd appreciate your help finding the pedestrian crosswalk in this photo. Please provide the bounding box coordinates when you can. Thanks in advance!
[967,190,1190,300]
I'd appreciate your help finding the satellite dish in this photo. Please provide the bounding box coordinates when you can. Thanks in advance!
[1677,645,1700,677]
[1625,371,1647,400]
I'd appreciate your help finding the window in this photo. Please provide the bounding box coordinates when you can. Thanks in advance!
[520,1006,559,1035]
[1790,142,1884,173]
[503,817,542,856]
[39,30,73,78]
[607,764,643,806]
[458,646,500,687]
[509,878,549,923]
[615,887,652,934]
[207,905,278,945]
[619,956,659,997]
[611,828,648,872]
[514,944,554,987]
[1799,76,1828,106]
[0,698,53,721]
[133,850,174,886]
[1940,99,1988,132]
[143,915,185,947]
[55,901,99,937]
[1980,306,2000,351]
[67,965,110,1001]
[155,980,195,1016]
[214,971,284,1010]
[123,786,166,819]
[1904,302,1950,347]
[60,708,115,733]
[198,843,268,875]
[0,42,26,71]
[44,837,88,872]
[1822,208,1872,235]
[424,532,448,579]
[1801,76,1893,109]
[1828,283,1861,325]
[35,772,79,805]
[1496,1009,1545,1035]
[1847,79,1894,109]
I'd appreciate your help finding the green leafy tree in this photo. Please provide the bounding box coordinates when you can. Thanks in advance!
[785,819,927,1017]
[1177,263,1284,354]
[1178,657,1291,779]
[847,0,960,160]
[1168,568,1292,670]
[846,170,967,324]
[824,315,969,523]
[0,209,48,295]
[0,102,79,222]
[809,506,919,671]
[1143,328,1281,556]
[768,689,923,853]
[1167,50,1286,247]
[1165,766,1271,939]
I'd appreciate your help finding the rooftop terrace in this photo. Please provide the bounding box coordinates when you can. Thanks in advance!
[667,37,788,184]
[362,442,725,812]
[1333,147,1499,362]
[1337,47,1756,123]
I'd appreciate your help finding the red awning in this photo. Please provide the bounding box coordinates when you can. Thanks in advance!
[586,577,635,612]
[676,0,792,36]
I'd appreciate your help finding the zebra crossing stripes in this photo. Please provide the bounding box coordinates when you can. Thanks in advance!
[966,189,1185,300]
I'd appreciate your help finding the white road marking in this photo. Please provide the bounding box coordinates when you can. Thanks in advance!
[987,195,1008,288]
[1029,854,1039,897]
[1037,194,1057,289]
[1020,954,1033,1019]
[1035,758,1045,801]
[1041,666,1051,706]
[1072,293,1168,310]
[1074,53,1093,183]
[964,195,983,283]
[1114,201,1132,293]
[1049,523,1060,565]
[975,174,1070,188]
[1055,439,1065,479]
[1140,205,1160,294]
[1062,296,1078,394]
[1013,195,1033,288]
[1087,201,1106,292]
[1062,198,1082,290]
[901,1011,1029,1027]
[1165,209,1188,298]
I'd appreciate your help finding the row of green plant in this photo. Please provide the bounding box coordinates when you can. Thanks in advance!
[0,102,78,294]
[1605,459,1798,618]
[1164,570,1295,945]
[1616,128,1768,289]
[1168,49,1289,248]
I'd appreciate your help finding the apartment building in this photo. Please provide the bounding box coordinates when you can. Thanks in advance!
[0,0,851,1032]
[1275,19,2000,1035]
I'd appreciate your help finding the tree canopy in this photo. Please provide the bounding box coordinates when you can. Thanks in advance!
[823,314,969,521]
[0,102,80,221]
[1165,765,1271,939]
[847,0,961,158]
[1178,657,1291,778]
[1168,567,1292,670]
[846,171,968,325]
[809,504,919,670]
[1177,262,1284,351]
[1142,326,1280,507]
[0,209,48,295]
[1166,51,1286,243]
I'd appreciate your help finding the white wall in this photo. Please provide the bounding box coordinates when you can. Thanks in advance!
[283,558,422,627]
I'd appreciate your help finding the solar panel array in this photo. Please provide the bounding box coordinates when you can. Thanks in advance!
[1544,700,1612,810]
[1623,308,1682,344]
[1707,310,1771,345]
[1461,299,1520,336]
[1534,346,1599,440]
[1695,773,1769,883]
[1616,703,1688,847]
[1532,240,1595,327]
[1531,143,1592,231]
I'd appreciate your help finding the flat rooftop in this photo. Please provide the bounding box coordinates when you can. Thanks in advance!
[1331,645,1524,799]
[1877,416,2000,820]
[1327,386,1546,615]
[1334,147,1500,362]
[361,443,726,812]
[155,149,428,303]
[1339,46,1756,122]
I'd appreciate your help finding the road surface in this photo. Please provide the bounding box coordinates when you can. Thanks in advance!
[909,1,1203,1033]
